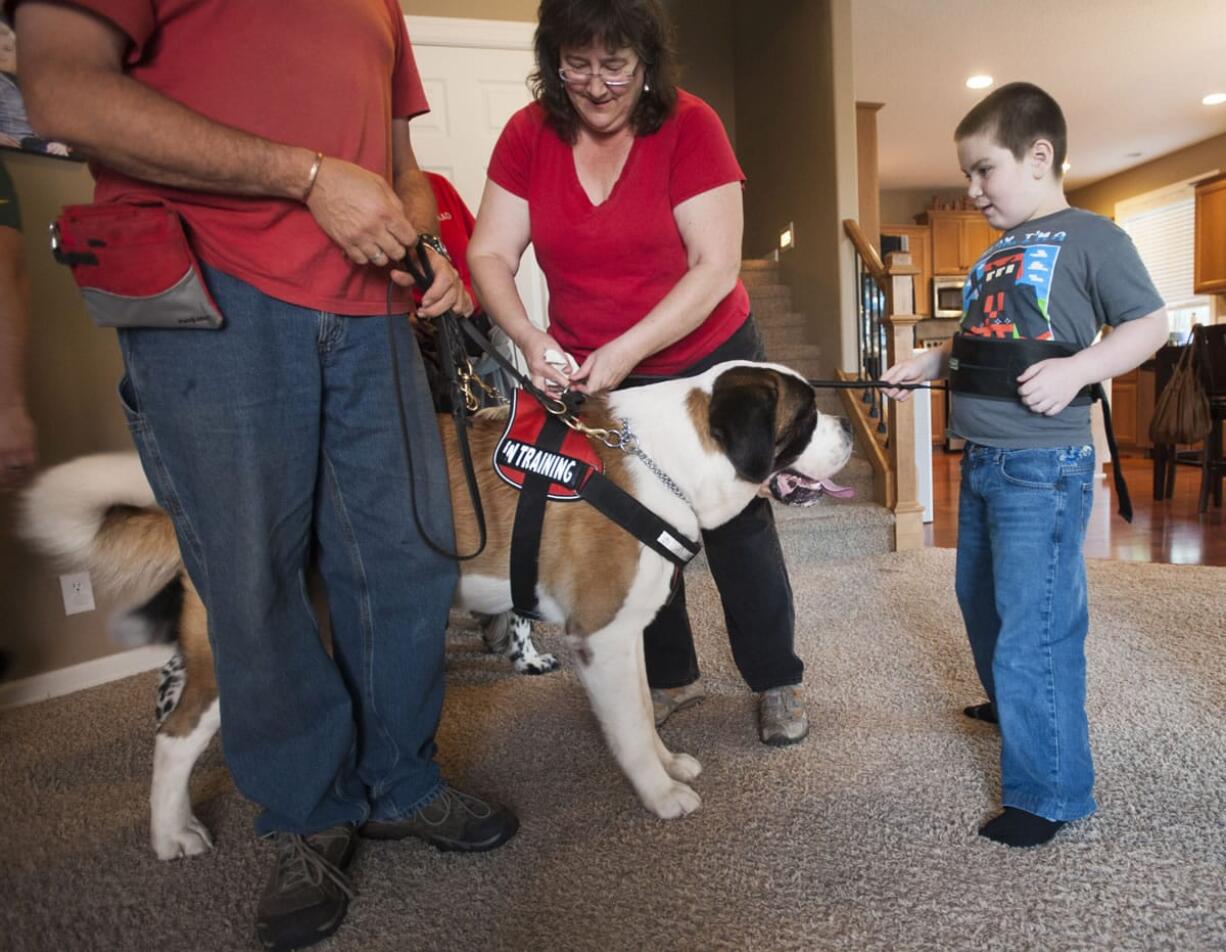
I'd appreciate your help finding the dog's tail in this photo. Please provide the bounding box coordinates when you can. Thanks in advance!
[19,454,184,640]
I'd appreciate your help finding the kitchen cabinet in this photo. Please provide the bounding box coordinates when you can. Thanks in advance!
[880,224,931,316]
[930,383,947,445]
[1194,173,1226,294]
[918,209,1001,274]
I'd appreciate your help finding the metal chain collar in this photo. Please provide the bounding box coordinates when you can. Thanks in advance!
[616,419,691,506]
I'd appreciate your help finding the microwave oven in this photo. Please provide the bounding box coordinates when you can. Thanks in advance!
[932,275,966,318]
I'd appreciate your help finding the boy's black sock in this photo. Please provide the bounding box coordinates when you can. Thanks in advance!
[963,701,998,724]
[978,807,1064,847]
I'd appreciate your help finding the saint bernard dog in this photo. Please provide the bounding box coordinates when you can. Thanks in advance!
[21,360,852,860]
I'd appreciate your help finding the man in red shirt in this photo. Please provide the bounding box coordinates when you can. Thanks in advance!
[14,2,517,948]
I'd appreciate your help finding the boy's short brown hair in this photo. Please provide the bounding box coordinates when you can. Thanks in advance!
[956,82,1068,176]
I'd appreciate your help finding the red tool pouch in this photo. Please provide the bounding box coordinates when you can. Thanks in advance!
[50,201,224,329]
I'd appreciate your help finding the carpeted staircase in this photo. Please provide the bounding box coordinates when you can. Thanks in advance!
[744,258,896,562]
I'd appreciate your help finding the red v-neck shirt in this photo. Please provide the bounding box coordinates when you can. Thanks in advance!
[487,90,750,376]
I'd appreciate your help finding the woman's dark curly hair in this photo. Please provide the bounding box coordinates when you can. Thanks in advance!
[530,0,679,142]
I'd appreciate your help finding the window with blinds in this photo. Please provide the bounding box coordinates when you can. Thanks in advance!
[1118,186,1212,341]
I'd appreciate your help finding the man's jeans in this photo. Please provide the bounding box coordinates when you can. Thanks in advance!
[117,265,457,836]
[955,443,1097,821]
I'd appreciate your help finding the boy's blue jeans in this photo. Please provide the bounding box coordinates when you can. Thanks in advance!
[117,265,457,836]
[955,442,1097,822]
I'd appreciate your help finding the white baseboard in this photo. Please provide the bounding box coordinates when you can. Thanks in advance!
[0,643,175,710]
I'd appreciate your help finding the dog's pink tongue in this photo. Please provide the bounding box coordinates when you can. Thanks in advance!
[818,478,855,499]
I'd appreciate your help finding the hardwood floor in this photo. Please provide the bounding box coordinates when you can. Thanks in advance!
[923,450,1226,567]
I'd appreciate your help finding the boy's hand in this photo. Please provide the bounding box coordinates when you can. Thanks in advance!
[1017,357,1088,416]
[881,349,942,402]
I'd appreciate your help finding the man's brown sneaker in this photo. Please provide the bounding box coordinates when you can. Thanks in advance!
[255,824,357,951]
[360,784,518,852]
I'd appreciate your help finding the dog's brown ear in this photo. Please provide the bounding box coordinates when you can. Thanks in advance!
[708,367,778,482]
[773,372,818,470]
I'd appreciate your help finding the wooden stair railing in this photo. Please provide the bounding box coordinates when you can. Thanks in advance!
[839,219,924,551]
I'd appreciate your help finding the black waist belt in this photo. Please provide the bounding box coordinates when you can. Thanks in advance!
[948,335,1132,522]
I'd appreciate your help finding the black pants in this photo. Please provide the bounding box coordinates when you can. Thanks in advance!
[618,317,803,693]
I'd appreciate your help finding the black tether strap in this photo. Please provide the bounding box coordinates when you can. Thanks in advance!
[388,240,488,560]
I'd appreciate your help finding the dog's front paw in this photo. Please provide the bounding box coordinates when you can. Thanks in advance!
[642,781,702,819]
[664,752,702,783]
[152,815,214,860]
[514,651,560,675]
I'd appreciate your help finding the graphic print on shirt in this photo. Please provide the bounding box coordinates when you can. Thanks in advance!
[961,228,1067,340]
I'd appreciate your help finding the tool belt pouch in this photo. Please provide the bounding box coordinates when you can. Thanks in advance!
[948,335,1092,406]
[50,201,223,330]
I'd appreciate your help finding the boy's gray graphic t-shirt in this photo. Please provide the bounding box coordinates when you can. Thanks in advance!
[949,207,1164,448]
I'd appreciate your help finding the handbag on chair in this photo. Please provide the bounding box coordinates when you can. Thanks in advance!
[1150,327,1212,446]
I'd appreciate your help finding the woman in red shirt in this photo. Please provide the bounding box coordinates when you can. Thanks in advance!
[468,0,807,745]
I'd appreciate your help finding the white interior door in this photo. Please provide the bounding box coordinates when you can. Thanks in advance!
[406,16,550,336]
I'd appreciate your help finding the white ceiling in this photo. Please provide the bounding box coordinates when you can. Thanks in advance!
[852,0,1226,192]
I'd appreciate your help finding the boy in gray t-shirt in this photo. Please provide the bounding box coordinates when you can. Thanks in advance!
[883,82,1167,848]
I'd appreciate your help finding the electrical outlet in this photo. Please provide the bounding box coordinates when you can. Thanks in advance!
[60,571,96,615]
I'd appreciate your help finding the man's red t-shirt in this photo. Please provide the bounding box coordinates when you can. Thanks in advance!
[487,90,750,376]
[33,0,426,315]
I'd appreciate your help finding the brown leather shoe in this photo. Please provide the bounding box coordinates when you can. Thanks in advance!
[360,784,518,853]
[255,824,357,951]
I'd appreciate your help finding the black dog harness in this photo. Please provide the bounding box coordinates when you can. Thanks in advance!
[492,383,701,620]
[948,335,1132,521]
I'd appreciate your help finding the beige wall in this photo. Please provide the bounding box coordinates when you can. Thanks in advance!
[0,152,135,682]
[664,0,737,147]
[733,0,850,375]
[1067,132,1226,217]
[400,0,537,20]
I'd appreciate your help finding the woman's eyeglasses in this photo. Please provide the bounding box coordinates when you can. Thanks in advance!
[558,65,639,91]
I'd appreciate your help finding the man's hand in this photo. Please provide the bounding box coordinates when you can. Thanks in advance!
[390,244,463,317]
[305,157,418,267]
[0,404,37,490]
[1017,357,1088,416]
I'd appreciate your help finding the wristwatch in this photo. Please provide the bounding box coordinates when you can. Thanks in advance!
[418,233,451,262]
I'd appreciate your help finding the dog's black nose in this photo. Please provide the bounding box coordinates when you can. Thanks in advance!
[838,417,852,436]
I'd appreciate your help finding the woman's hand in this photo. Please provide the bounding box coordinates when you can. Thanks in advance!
[516,326,576,394]
[1017,357,1088,416]
[568,338,642,395]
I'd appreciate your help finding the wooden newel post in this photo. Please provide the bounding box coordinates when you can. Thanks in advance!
[885,306,924,552]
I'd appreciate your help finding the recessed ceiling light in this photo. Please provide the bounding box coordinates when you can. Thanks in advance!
[1204,92,1226,106]
[966,75,993,90]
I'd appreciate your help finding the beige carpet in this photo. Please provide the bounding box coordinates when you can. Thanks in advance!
[1,549,1224,952]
